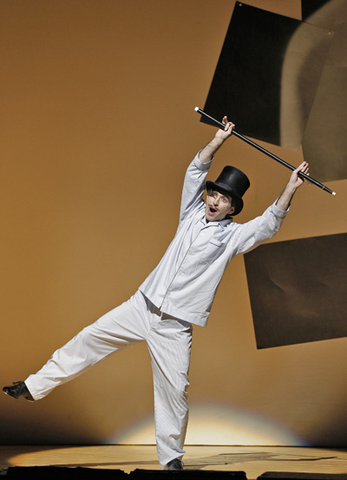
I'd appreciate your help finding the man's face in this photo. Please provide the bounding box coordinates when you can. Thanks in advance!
[205,189,235,222]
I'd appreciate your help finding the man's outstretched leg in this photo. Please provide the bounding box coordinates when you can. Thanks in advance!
[3,291,148,402]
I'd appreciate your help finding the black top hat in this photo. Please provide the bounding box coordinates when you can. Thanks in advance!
[205,166,250,215]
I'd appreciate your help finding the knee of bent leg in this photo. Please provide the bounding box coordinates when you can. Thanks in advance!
[171,376,190,404]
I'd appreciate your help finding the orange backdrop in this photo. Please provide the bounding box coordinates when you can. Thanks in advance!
[1,0,346,448]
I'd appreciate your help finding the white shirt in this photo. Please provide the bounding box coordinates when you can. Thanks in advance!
[139,153,287,327]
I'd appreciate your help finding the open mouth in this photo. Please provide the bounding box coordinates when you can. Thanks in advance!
[208,207,217,214]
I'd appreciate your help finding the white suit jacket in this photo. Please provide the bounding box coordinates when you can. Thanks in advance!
[139,153,287,327]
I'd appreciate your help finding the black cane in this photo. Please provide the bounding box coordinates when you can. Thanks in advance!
[194,107,336,196]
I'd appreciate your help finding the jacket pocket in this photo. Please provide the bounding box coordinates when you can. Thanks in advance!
[202,238,226,264]
[210,238,222,247]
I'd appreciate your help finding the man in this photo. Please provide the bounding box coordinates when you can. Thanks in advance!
[3,117,309,470]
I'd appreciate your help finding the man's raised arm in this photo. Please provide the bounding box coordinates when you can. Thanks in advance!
[199,116,235,164]
[276,161,309,211]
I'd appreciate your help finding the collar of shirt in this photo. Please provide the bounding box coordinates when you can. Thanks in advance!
[198,213,233,228]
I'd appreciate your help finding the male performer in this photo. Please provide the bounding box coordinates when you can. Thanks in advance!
[3,117,309,470]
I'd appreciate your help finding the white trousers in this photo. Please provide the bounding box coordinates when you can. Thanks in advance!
[25,290,193,468]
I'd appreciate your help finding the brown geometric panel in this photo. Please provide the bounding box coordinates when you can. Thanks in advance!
[244,233,347,349]
[202,2,332,151]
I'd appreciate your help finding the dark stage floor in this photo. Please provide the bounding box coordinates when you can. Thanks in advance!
[1,445,347,479]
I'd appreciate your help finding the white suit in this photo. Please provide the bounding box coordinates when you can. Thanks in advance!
[25,153,287,467]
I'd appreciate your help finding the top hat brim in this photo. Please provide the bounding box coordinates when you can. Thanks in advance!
[205,180,244,216]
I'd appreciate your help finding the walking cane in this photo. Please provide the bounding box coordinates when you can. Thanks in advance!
[195,107,336,196]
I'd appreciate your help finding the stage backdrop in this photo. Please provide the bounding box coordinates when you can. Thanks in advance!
[1,0,346,452]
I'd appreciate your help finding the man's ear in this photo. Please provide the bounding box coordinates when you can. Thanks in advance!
[228,206,235,215]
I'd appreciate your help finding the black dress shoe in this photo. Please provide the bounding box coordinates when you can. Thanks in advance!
[3,381,34,402]
[167,458,184,470]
